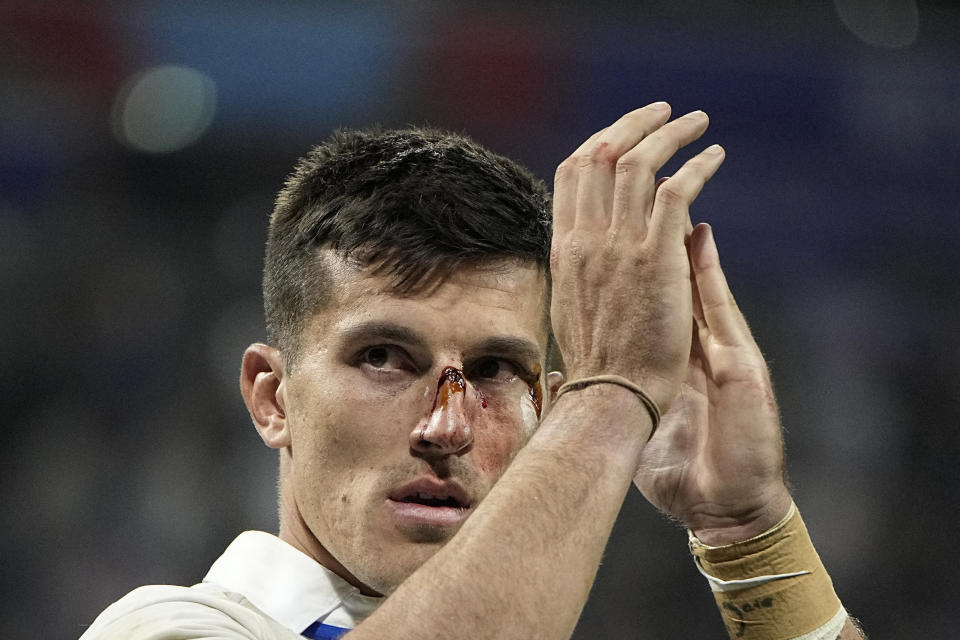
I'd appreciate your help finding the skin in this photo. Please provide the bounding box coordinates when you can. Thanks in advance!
[241,256,562,595]
[241,103,865,639]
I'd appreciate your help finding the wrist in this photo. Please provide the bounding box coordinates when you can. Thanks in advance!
[689,487,793,547]
[546,382,655,468]
[555,374,661,439]
[689,504,845,640]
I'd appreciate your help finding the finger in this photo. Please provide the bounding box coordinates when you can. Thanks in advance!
[572,102,672,232]
[553,128,606,237]
[689,222,747,346]
[611,110,710,238]
[688,232,705,329]
[655,176,695,236]
[647,144,725,248]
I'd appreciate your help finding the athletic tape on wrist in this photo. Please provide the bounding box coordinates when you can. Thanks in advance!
[688,504,844,640]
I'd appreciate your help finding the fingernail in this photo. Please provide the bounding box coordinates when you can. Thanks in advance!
[705,144,724,155]
[685,110,707,120]
[647,101,670,110]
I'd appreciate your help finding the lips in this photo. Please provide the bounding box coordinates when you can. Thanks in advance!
[388,478,471,510]
[387,477,473,528]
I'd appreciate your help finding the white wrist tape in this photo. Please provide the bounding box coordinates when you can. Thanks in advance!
[693,555,810,593]
[790,608,848,640]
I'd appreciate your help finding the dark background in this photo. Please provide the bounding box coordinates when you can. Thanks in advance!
[3,1,958,638]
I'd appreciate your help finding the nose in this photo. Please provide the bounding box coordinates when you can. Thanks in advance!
[410,366,477,457]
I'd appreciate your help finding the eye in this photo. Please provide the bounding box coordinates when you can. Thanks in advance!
[365,346,389,367]
[470,358,520,383]
[357,345,414,374]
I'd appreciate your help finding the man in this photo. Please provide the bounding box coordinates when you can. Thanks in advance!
[81,104,866,639]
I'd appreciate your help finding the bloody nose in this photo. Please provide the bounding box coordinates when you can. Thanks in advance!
[410,367,475,456]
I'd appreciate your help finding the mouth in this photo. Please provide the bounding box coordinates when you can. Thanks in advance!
[387,478,473,528]
[397,492,467,509]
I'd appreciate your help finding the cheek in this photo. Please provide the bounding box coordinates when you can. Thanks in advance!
[471,394,534,477]
[293,378,410,450]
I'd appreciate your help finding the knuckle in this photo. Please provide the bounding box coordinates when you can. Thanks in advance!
[699,295,727,314]
[600,229,621,258]
[655,182,686,206]
[614,155,641,175]
[549,244,562,271]
[652,127,682,153]
[567,238,586,267]
[575,151,593,169]
[551,237,590,274]
[644,127,667,145]
[580,141,618,168]
[619,109,649,130]
[554,159,576,184]
[615,155,656,184]
[686,153,713,170]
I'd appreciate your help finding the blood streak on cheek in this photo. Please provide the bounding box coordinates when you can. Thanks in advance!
[519,363,543,418]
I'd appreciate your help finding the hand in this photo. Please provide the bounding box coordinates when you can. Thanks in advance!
[550,103,725,415]
[632,223,792,544]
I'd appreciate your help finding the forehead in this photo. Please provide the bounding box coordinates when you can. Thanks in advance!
[306,254,550,353]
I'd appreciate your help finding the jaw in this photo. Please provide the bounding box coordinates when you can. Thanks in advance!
[277,464,469,596]
[278,489,383,596]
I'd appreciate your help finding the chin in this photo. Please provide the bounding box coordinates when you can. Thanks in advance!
[398,522,462,544]
[364,538,450,595]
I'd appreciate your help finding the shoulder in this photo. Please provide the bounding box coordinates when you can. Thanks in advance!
[79,583,300,640]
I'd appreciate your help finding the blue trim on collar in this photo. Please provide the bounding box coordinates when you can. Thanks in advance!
[302,620,350,639]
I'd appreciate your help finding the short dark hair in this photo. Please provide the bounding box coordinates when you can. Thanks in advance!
[263,126,552,361]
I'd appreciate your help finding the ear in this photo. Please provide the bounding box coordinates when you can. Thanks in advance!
[547,370,565,402]
[240,343,291,449]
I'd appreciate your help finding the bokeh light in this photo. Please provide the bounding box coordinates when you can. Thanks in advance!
[112,64,217,153]
[834,0,920,48]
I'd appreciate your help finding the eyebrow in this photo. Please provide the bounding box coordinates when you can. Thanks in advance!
[466,336,543,366]
[337,321,543,364]
[338,321,429,349]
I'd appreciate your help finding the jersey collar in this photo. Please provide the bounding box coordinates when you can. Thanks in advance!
[203,531,382,634]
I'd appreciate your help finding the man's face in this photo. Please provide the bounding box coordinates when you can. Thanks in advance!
[277,255,550,595]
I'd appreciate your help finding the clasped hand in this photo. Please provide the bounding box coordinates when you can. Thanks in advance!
[550,103,792,544]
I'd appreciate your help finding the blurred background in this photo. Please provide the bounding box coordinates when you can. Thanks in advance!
[2,1,958,637]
